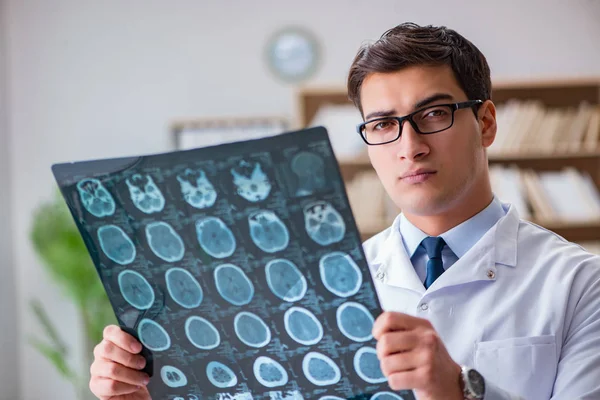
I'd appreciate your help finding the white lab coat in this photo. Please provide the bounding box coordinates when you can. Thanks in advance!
[363,202,600,400]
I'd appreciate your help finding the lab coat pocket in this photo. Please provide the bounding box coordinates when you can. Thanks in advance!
[475,335,557,399]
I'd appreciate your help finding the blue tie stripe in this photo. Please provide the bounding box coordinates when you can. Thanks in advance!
[421,236,446,289]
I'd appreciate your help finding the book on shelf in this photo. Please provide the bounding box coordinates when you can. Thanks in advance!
[489,100,600,155]
[490,165,600,224]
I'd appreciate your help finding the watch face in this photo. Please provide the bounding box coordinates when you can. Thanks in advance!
[467,369,485,396]
[266,27,319,83]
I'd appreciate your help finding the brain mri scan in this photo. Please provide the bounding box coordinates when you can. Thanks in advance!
[98,225,136,265]
[118,270,154,310]
[265,259,307,302]
[302,352,341,386]
[126,174,165,214]
[145,221,185,262]
[214,264,254,306]
[231,160,272,202]
[336,301,374,342]
[177,168,217,209]
[353,347,387,384]
[185,316,220,350]
[283,307,323,346]
[253,356,289,388]
[53,127,396,400]
[290,151,326,196]
[319,252,363,298]
[77,178,115,217]
[195,217,237,258]
[165,267,203,309]
[138,318,171,351]
[234,311,271,348]
[248,210,289,253]
[303,201,345,246]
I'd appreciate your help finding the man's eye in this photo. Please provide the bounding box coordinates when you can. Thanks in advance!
[425,108,448,118]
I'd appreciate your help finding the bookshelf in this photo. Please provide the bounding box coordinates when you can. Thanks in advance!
[296,78,600,243]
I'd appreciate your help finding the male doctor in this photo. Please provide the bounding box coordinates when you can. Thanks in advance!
[89,23,600,400]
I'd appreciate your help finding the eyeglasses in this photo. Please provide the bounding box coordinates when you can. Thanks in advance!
[356,100,483,145]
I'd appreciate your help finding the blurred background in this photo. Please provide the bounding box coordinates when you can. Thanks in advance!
[1,1,600,399]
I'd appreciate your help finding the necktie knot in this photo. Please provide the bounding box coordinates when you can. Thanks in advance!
[420,236,446,289]
[421,236,446,259]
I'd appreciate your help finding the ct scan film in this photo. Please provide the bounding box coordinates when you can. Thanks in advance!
[52,127,415,400]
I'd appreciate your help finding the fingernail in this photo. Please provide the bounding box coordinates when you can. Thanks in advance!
[138,358,146,369]
[131,342,142,353]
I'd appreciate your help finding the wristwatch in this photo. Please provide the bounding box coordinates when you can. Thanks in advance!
[460,366,485,399]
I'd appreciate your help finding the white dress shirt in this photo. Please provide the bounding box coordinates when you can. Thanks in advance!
[363,200,600,399]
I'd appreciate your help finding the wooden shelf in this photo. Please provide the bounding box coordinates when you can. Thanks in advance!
[299,78,600,243]
[357,219,600,243]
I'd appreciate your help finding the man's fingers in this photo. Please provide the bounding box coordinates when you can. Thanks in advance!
[386,366,432,392]
[89,376,141,398]
[90,359,150,387]
[94,339,147,369]
[379,348,425,377]
[372,312,432,339]
[102,325,143,353]
[376,330,420,358]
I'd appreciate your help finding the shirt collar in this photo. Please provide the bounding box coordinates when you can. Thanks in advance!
[400,196,507,259]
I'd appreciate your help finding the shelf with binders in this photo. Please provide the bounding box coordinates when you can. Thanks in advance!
[296,78,600,246]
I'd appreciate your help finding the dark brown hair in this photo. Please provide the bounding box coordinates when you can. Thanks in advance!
[347,22,491,117]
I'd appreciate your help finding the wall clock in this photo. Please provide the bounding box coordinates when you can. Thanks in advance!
[266,27,320,83]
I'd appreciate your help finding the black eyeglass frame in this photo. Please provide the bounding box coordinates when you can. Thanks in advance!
[356,100,483,145]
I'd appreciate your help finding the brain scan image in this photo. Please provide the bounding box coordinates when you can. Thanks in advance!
[97,225,136,265]
[319,252,363,298]
[145,221,185,262]
[234,311,271,348]
[214,264,254,306]
[303,201,345,246]
[206,361,238,388]
[283,307,323,346]
[290,151,326,196]
[161,365,188,388]
[253,356,288,388]
[230,160,271,202]
[302,352,341,387]
[118,270,154,310]
[353,347,386,384]
[138,318,171,351]
[336,302,374,342]
[248,210,289,253]
[185,316,220,350]
[195,217,236,259]
[125,174,165,214]
[177,168,217,209]
[165,267,203,309]
[76,178,115,217]
[265,259,307,302]
[371,392,406,400]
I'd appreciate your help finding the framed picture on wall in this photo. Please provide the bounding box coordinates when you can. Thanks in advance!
[172,116,289,150]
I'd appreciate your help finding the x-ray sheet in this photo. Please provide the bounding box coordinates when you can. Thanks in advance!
[52,127,415,400]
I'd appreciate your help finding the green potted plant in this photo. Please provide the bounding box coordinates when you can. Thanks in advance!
[30,191,116,399]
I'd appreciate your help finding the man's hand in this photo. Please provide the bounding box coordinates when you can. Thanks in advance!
[373,312,463,400]
[89,325,152,400]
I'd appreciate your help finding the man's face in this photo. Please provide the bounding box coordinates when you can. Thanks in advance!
[360,65,494,217]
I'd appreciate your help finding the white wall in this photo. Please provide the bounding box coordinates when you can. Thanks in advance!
[0,0,20,398]
[5,0,600,399]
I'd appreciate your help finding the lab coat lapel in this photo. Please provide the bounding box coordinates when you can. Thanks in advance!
[370,221,426,295]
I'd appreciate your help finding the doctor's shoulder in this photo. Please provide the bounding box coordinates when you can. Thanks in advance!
[517,218,600,279]
[362,224,395,265]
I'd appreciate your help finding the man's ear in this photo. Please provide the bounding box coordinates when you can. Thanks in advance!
[478,100,497,148]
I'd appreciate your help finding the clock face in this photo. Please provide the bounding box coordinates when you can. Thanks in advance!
[266,27,319,83]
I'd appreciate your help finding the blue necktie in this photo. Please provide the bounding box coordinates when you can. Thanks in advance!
[421,236,446,289]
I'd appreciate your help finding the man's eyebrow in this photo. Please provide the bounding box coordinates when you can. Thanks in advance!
[363,93,456,122]
[364,109,397,122]
[414,93,455,109]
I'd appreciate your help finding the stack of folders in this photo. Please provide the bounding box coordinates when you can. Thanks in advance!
[489,101,600,155]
